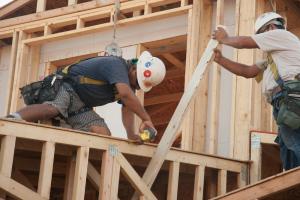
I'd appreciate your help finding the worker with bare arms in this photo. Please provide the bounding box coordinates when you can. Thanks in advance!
[7,51,166,142]
[212,12,300,170]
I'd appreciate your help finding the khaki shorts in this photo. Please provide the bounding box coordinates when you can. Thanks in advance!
[44,82,110,132]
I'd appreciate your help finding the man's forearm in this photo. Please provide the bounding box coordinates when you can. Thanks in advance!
[216,57,257,78]
[221,36,258,49]
[121,94,150,122]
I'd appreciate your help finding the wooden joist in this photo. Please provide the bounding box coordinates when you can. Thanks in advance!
[0,0,34,19]
[213,167,300,200]
[0,174,46,200]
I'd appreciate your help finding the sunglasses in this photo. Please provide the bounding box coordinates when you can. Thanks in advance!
[257,24,271,34]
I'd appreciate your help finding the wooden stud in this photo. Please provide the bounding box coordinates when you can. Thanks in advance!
[167,161,180,200]
[99,150,114,200]
[72,146,89,200]
[68,0,78,6]
[36,0,47,12]
[76,17,85,29]
[10,31,29,112]
[192,0,213,153]
[38,142,55,199]
[0,135,16,176]
[180,0,188,7]
[193,165,205,200]
[217,169,227,195]
[207,0,224,155]
[63,155,76,200]
[44,24,52,36]
[131,40,218,199]
[144,0,152,15]
[232,0,256,160]
[0,174,46,200]
[4,31,18,115]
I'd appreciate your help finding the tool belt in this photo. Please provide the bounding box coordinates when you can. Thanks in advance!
[276,80,300,130]
[20,74,64,105]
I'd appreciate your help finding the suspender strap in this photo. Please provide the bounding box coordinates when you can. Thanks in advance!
[61,65,107,86]
[267,54,284,87]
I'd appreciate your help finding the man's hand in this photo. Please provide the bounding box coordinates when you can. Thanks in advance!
[128,133,144,144]
[212,26,228,44]
[213,48,223,63]
[139,120,155,133]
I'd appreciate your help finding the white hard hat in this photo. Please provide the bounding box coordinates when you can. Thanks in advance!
[137,51,166,92]
[255,12,285,34]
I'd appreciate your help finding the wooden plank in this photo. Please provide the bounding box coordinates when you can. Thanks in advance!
[37,142,55,199]
[213,167,300,200]
[36,0,47,12]
[217,169,227,195]
[0,135,16,176]
[0,120,248,172]
[207,0,224,155]
[144,92,182,106]
[0,0,33,19]
[4,31,18,115]
[87,162,101,190]
[63,156,76,200]
[193,165,205,200]
[0,0,123,29]
[0,174,46,200]
[72,146,89,200]
[68,0,78,6]
[23,6,191,45]
[192,0,213,153]
[167,161,180,200]
[250,133,262,184]
[162,53,185,68]
[131,40,218,197]
[115,149,157,200]
[233,0,256,160]
[99,150,114,200]
[10,31,28,112]
[181,9,193,150]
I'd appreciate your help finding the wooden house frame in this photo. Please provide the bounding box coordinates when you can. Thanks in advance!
[1,0,300,199]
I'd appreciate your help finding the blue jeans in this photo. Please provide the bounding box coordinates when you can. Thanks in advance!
[272,93,300,170]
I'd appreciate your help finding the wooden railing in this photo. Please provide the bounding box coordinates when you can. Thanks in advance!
[0,119,249,199]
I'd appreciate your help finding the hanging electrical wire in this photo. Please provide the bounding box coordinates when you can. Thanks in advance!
[105,0,123,57]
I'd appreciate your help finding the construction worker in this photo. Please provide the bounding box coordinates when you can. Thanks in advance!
[7,51,166,142]
[212,12,300,170]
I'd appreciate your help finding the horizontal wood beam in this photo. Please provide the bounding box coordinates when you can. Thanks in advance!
[0,119,249,172]
[23,6,191,45]
[213,166,300,200]
[162,53,185,68]
[0,0,124,29]
[0,174,46,200]
[0,0,34,19]
[144,92,182,106]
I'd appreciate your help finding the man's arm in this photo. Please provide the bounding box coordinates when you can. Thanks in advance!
[115,83,154,132]
[121,106,141,140]
[213,27,259,49]
[214,49,261,78]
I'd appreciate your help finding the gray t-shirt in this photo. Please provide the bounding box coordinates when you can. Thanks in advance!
[68,56,130,107]
[251,29,300,96]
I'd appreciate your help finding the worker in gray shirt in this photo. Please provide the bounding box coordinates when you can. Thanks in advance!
[212,12,300,170]
[8,51,166,142]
